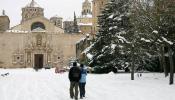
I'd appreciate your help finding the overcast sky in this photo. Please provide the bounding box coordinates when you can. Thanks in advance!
[0,0,92,27]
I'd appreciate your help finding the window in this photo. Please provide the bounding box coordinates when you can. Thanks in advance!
[31,22,46,30]
[12,54,24,64]
[17,57,20,60]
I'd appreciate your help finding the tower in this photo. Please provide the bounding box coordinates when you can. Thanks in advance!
[82,0,92,16]
[73,12,79,33]
[92,0,109,34]
[0,10,10,31]
[50,15,63,28]
[21,0,44,23]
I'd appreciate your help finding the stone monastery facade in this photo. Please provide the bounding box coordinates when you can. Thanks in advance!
[0,0,84,68]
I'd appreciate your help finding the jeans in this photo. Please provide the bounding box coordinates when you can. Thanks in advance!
[79,83,86,98]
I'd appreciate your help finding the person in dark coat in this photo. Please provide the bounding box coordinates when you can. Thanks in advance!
[69,62,81,100]
[79,64,87,99]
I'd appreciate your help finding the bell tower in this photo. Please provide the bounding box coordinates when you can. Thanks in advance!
[21,0,44,23]
[82,0,92,16]
[0,10,10,31]
[92,0,109,34]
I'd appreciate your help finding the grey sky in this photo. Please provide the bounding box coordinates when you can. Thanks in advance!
[0,0,92,27]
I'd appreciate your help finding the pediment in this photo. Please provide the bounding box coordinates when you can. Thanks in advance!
[11,16,64,33]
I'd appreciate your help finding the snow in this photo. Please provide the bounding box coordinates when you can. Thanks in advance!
[79,14,92,18]
[109,14,114,19]
[145,52,152,57]
[109,26,118,30]
[109,27,113,30]
[141,38,151,42]
[115,17,122,21]
[6,30,29,33]
[162,37,173,45]
[82,14,92,18]
[119,45,124,48]
[82,43,94,54]
[76,37,86,44]
[86,53,93,60]
[78,23,92,26]
[153,30,158,34]
[0,68,175,100]
[157,39,162,42]
[117,35,131,43]
[32,27,46,32]
[111,44,116,49]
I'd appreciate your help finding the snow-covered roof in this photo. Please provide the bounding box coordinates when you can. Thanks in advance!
[78,23,92,26]
[79,14,92,18]
[25,0,41,8]
[32,27,46,32]
[6,30,29,33]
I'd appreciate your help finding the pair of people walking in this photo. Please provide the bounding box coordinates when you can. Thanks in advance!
[68,62,87,100]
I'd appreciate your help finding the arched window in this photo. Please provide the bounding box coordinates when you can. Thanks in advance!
[31,22,45,30]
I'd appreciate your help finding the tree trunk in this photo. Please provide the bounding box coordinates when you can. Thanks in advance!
[168,46,174,85]
[131,58,135,80]
[131,47,135,80]
[161,45,168,77]
[159,54,163,72]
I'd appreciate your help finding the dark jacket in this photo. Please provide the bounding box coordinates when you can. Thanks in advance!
[69,66,81,82]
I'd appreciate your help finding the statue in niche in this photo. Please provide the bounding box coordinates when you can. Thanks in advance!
[36,34,42,46]
[27,52,31,63]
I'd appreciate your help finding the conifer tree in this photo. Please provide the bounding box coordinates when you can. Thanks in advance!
[86,0,133,73]
[73,12,79,33]
[131,0,175,83]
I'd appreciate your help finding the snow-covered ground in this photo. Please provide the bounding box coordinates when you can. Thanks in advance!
[0,68,175,100]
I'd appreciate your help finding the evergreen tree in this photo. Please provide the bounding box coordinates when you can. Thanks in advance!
[73,12,79,33]
[131,0,175,84]
[86,0,160,75]
[86,0,133,73]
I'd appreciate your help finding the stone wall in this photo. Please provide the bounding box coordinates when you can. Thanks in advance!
[0,31,84,68]
[76,35,91,62]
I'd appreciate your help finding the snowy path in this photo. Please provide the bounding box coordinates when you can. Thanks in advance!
[0,68,175,100]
